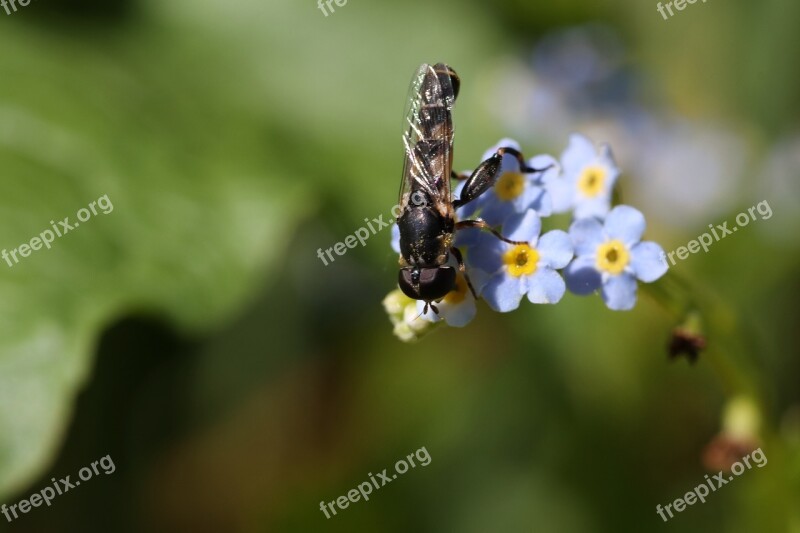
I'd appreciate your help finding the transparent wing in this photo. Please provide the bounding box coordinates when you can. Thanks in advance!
[397,63,456,212]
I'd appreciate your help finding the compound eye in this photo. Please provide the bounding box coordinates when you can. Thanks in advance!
[418,267,456,301]
[398,269,420,300]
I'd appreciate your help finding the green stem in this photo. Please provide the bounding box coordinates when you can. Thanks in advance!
[641,273,766,414]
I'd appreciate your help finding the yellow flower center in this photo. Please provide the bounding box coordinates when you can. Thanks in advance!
[577,165,607,198]
[503,244,539,277]
[494,172,525,201]
[443,273,468,304]
[596,240,630,275]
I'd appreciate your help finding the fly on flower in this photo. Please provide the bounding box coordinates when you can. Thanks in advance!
[395,62,552,314]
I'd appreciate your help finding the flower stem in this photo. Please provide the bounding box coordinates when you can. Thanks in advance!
[642,273,766,409]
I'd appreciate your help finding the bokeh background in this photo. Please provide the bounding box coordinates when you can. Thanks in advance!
[0,0,798,531]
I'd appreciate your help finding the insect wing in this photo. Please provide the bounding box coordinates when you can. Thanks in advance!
[398,63,456,213]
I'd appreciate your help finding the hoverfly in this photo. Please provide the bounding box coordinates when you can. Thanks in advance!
[395,62,550,314]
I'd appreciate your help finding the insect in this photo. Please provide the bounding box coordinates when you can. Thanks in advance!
[395,62,551,314]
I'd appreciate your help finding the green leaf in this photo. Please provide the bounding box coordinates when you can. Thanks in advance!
[0,22,307,498]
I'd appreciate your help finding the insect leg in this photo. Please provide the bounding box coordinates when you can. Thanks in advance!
[450,246,478,299]
[451,153,502,209]
[452,146,554,210]
[455,218,527,245]
[423,301,439,315]
[498,146,554,174]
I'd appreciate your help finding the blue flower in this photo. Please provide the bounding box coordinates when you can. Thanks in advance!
[468,209,573,312]
[564,205,667,310]
[472,138,557,226]
[549,133,619,219]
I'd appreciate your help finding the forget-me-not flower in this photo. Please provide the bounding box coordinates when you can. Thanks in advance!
[468,209,573,312]
[473,138,557,226]
[385,132,671,340]
[564,205,667,310]
[549,133,619,218]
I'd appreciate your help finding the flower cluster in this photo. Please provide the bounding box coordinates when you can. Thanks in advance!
[386,134,668,340]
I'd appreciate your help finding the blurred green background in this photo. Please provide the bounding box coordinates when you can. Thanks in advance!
[0,0,798,531]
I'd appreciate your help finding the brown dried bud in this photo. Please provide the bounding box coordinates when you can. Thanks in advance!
[668,328,706,363]
[702,433,760,472]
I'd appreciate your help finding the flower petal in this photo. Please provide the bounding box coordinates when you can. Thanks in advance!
[481,137,521,159]
[546,176,574,214]
[441,298,477,327]
[502,209,541,243]
[526,268,566,304]
[631,241,669,282]
[527,154,559,185]
[573,195,613,220]
[569,217,605,256]
[533,188,553,217]
[391,223,401,253]
[467,267,492,296]
[409,301,436,327]
[601,273,638,310]
[537,229,573,269]
[597,143,620,175]
[604,205,645,246]
[477,191,513,227]
[515,184,552,217]
[417,300,439,323]
[482,138,522,173]
[482,274,524,312]
[465,232,504,274]
[560,133,596,176]
[564,256,602,295]
[454,225,482,249]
